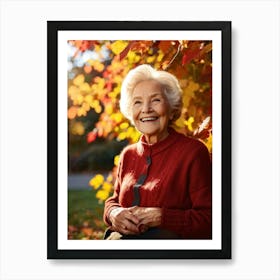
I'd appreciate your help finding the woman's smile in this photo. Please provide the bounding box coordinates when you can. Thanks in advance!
[140,116,159,122]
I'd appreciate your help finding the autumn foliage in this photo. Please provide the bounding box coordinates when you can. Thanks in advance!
[68,40,212,204]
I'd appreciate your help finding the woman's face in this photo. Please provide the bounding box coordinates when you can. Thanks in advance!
[131,80,172,144]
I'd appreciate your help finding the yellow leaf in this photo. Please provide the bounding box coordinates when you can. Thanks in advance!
[102,182,113,192]
[182,80,199,107]
[184,116,194,131]
[68,85,79,96]
[96,189,109,201]
[127,51,141,63]
[205,133,212,153]
[89,174,104,189]
[114,155,120,166]
[77,107,87,117]
[84,95,93,104]
[110,41,128,55]
[131,130,141,143]
[88,60,105,72]
[146,55,156,63]
[87,59,95,66]
[120,122,129,129]
[156,51,164,62]
[111,112,123,123]
[188,80,200,92]
[73,94,84,105]
[95,105,102,114]
[70,121,85,135]
[82,102,90,111]
[73,74,85,86]
[90,100,102,112]
[94,61,105,72]
[105,103,113,115]
[113,75,123,84]
[174,116,185,128]
[80,82,91,92]
[117,132,127,141]
[106,174,113,182]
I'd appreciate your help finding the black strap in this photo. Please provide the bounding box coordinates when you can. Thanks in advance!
[131,156,151,206]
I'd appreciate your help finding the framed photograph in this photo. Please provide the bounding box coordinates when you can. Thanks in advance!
[47,21,231,259]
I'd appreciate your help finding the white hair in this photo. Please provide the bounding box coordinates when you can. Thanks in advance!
[120,64,183,125]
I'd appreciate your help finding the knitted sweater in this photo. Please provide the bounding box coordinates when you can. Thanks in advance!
[104,128,212,239]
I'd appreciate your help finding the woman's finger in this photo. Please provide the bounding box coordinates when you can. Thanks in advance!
[126,211,140,225]
[121,219,139,234]
[112,212,139,234]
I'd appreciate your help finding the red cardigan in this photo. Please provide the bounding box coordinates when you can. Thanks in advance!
[104,128,212,239]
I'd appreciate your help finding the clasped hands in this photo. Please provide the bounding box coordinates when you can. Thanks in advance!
[109,206,162,235]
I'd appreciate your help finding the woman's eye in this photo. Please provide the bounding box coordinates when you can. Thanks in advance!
[133,100,141,105]
[152,98,160,103]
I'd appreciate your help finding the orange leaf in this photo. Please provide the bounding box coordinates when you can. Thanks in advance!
[182,41,201,65]
[68,106,78,119]
[158,41,172,53]
[81,227,93,236]
[84,65,92,74]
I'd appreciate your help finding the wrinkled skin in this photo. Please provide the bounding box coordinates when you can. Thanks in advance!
[110,206,162,235]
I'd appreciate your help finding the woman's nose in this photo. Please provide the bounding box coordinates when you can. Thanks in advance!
[141,101,152,113]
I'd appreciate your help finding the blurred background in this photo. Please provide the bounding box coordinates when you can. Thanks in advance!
[67,40,212,240]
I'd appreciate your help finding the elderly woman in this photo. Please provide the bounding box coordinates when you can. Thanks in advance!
[103,64,212,239]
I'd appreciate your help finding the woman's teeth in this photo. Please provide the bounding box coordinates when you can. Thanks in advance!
[140,117,158,122]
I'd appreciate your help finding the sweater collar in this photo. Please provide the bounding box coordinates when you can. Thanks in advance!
[137,127,179,156]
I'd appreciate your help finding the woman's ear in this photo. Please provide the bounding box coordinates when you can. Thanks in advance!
[169,110,175,121]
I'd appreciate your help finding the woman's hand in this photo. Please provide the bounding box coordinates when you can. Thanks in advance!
[109,207,140,235]
[129,206,162,231]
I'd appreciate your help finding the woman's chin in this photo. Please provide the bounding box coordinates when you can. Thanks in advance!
[139,127,160,137]
[141,129,169,144]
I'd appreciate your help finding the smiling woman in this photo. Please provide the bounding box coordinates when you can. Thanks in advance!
[103,64,212,239]
[132,80,171,144]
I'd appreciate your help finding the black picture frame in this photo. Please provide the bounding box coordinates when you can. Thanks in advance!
[47,21,231,259]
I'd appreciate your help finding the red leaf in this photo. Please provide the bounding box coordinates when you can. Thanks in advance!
[87,131,97,143]
[182,42,201,66]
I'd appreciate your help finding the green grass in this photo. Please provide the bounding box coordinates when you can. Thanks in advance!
[68,189,107,240]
